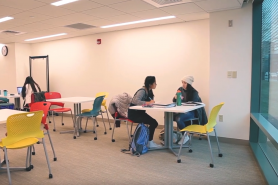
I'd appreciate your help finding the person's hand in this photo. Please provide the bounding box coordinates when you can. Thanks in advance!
[146,100,155,105]
[174,95,177,99]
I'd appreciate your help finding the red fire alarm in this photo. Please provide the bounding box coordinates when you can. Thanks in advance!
[97,39,101,45]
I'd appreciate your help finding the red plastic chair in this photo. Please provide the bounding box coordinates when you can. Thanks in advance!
[111,112,134,143]
[30,102,57,161]
[44,92,74,132]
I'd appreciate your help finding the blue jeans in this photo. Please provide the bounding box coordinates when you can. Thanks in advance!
[175,111,195,130]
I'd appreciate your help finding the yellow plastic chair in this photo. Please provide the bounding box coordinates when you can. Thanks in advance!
[0,111,53,185]
[82,92,112,130]
[177,102,224,168]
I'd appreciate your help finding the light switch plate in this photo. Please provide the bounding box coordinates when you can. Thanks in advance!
[227,71,233,78]
[232,71,237,78]
[219,115,223,122]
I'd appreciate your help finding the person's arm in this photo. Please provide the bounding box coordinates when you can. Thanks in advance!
[192,91,200,102]
[132,89,155,105]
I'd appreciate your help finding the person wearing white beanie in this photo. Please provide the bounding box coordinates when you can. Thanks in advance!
[172,75,207,145]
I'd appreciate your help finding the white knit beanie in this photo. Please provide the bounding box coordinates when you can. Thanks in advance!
[182,76,194,85]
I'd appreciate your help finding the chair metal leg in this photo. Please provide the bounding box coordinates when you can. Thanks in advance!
[47,130,57,161]
[130,122,134,137]
[84,117,88,132]
[4,147,12,185]
[100,113,107,134]
[52,111,56,132]
[47,113,51,124]
[32,145,35,155]
[214,128,222,157]
[105,108,112,130]
[111,120,117,142]
[125,121,131,143]
[93,117,97,140]
[70,110,75,128]
[61,112,64,126]
[28,147,33,170]
[207,132,214,168]
[26,147,30,170]
[42,138,53,178]
[177,133,186,163]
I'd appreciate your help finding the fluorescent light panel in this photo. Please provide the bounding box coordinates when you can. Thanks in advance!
[101,16,176,28]
[25,33,67,41]
[51,0,79,6]
[0,17,14,23]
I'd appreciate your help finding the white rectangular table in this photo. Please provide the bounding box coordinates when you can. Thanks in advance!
[46,97,95,138]
[129,104,205,156]
[0,109,26,124]
[0,95,21,110]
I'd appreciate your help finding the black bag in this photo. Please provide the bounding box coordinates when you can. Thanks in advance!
[33,92,46,102]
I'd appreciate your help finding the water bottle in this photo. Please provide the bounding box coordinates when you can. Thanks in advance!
[176,90,181,106]
[3,90,8,96]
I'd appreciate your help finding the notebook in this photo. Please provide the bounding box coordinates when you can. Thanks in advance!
[17,87,23,95]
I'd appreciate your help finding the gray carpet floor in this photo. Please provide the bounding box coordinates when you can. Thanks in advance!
[0,116,266,185]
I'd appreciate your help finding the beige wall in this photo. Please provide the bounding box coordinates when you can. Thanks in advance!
[0,43,16,94]
[30,20,210,126]
[209,2,252,140]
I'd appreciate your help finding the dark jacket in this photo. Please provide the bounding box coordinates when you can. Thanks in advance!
[173,87,208,125]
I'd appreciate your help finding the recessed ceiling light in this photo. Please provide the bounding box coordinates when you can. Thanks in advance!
[25,33,67,41]
[0,17,14,23]
[51,0,79,6]
[101,16,176,28]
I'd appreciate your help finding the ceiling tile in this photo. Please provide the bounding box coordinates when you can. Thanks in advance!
[131,9,171,19]
[105,14,141,23]
[195,0,242,12]
[0,5,24,17]
[12,12,52,22]
[61,0,103,12]
[0,22,15,31]
[0,18,40,27]
[31,5,75,17]
[9,22,57,33]
[176,12,209,21]
[161,3,204,15]
[39,17,81,26]
[0,0,46,10]
[90,0,131,5]
[58,13,99,22]
[82,6,125,18]
[109,0,155,13]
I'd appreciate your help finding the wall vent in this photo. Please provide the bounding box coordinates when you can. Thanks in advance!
[143,0,192,7]
[0,30,26,35]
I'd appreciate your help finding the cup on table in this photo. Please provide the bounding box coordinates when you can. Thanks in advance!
[3,90,8,96]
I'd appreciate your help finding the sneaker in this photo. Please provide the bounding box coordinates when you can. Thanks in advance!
[148,140,162,148]
[178,134,189,145]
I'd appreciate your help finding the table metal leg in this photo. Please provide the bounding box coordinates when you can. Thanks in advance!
[60,103,78,135]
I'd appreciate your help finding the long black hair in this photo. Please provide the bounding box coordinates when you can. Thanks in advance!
[21,76,41,99]
[185,83,198,101]
[144,76,155,100]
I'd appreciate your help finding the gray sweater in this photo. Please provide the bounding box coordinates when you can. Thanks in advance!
[130,88,153,105]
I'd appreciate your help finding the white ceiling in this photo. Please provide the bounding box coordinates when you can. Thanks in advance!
[0,0,245,44]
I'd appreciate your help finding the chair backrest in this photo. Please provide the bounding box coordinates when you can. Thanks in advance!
[1,111,44,147]
[90,96,105,115]
[44,92,61,99]
[30,102,51,130]
[95,92,109,108]
[205,102,225,131]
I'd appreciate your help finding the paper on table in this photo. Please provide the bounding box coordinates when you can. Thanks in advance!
[152,103,176,108]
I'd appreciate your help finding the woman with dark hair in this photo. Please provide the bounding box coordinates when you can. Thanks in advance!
[128,76,161,148]
[21,76,41,107]
[173,76,207,145]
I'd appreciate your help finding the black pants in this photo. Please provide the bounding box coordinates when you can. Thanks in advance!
[128,110,158,141]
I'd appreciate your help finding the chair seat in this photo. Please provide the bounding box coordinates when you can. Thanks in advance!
[180,125,214,134]
[0,138,39,149]
[50,108,71,112]
[82,109,92,113]
[118,118,134,123]
[78,112,99,117]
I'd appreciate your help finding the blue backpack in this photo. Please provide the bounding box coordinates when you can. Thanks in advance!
[122,123,149,157]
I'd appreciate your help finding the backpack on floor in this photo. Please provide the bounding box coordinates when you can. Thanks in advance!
[122,123,149,157]
[159,128,183,144]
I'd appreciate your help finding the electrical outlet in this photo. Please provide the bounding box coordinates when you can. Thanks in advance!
[229,20,233,27]
[219,115,223,122]
[227,71,233,78]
